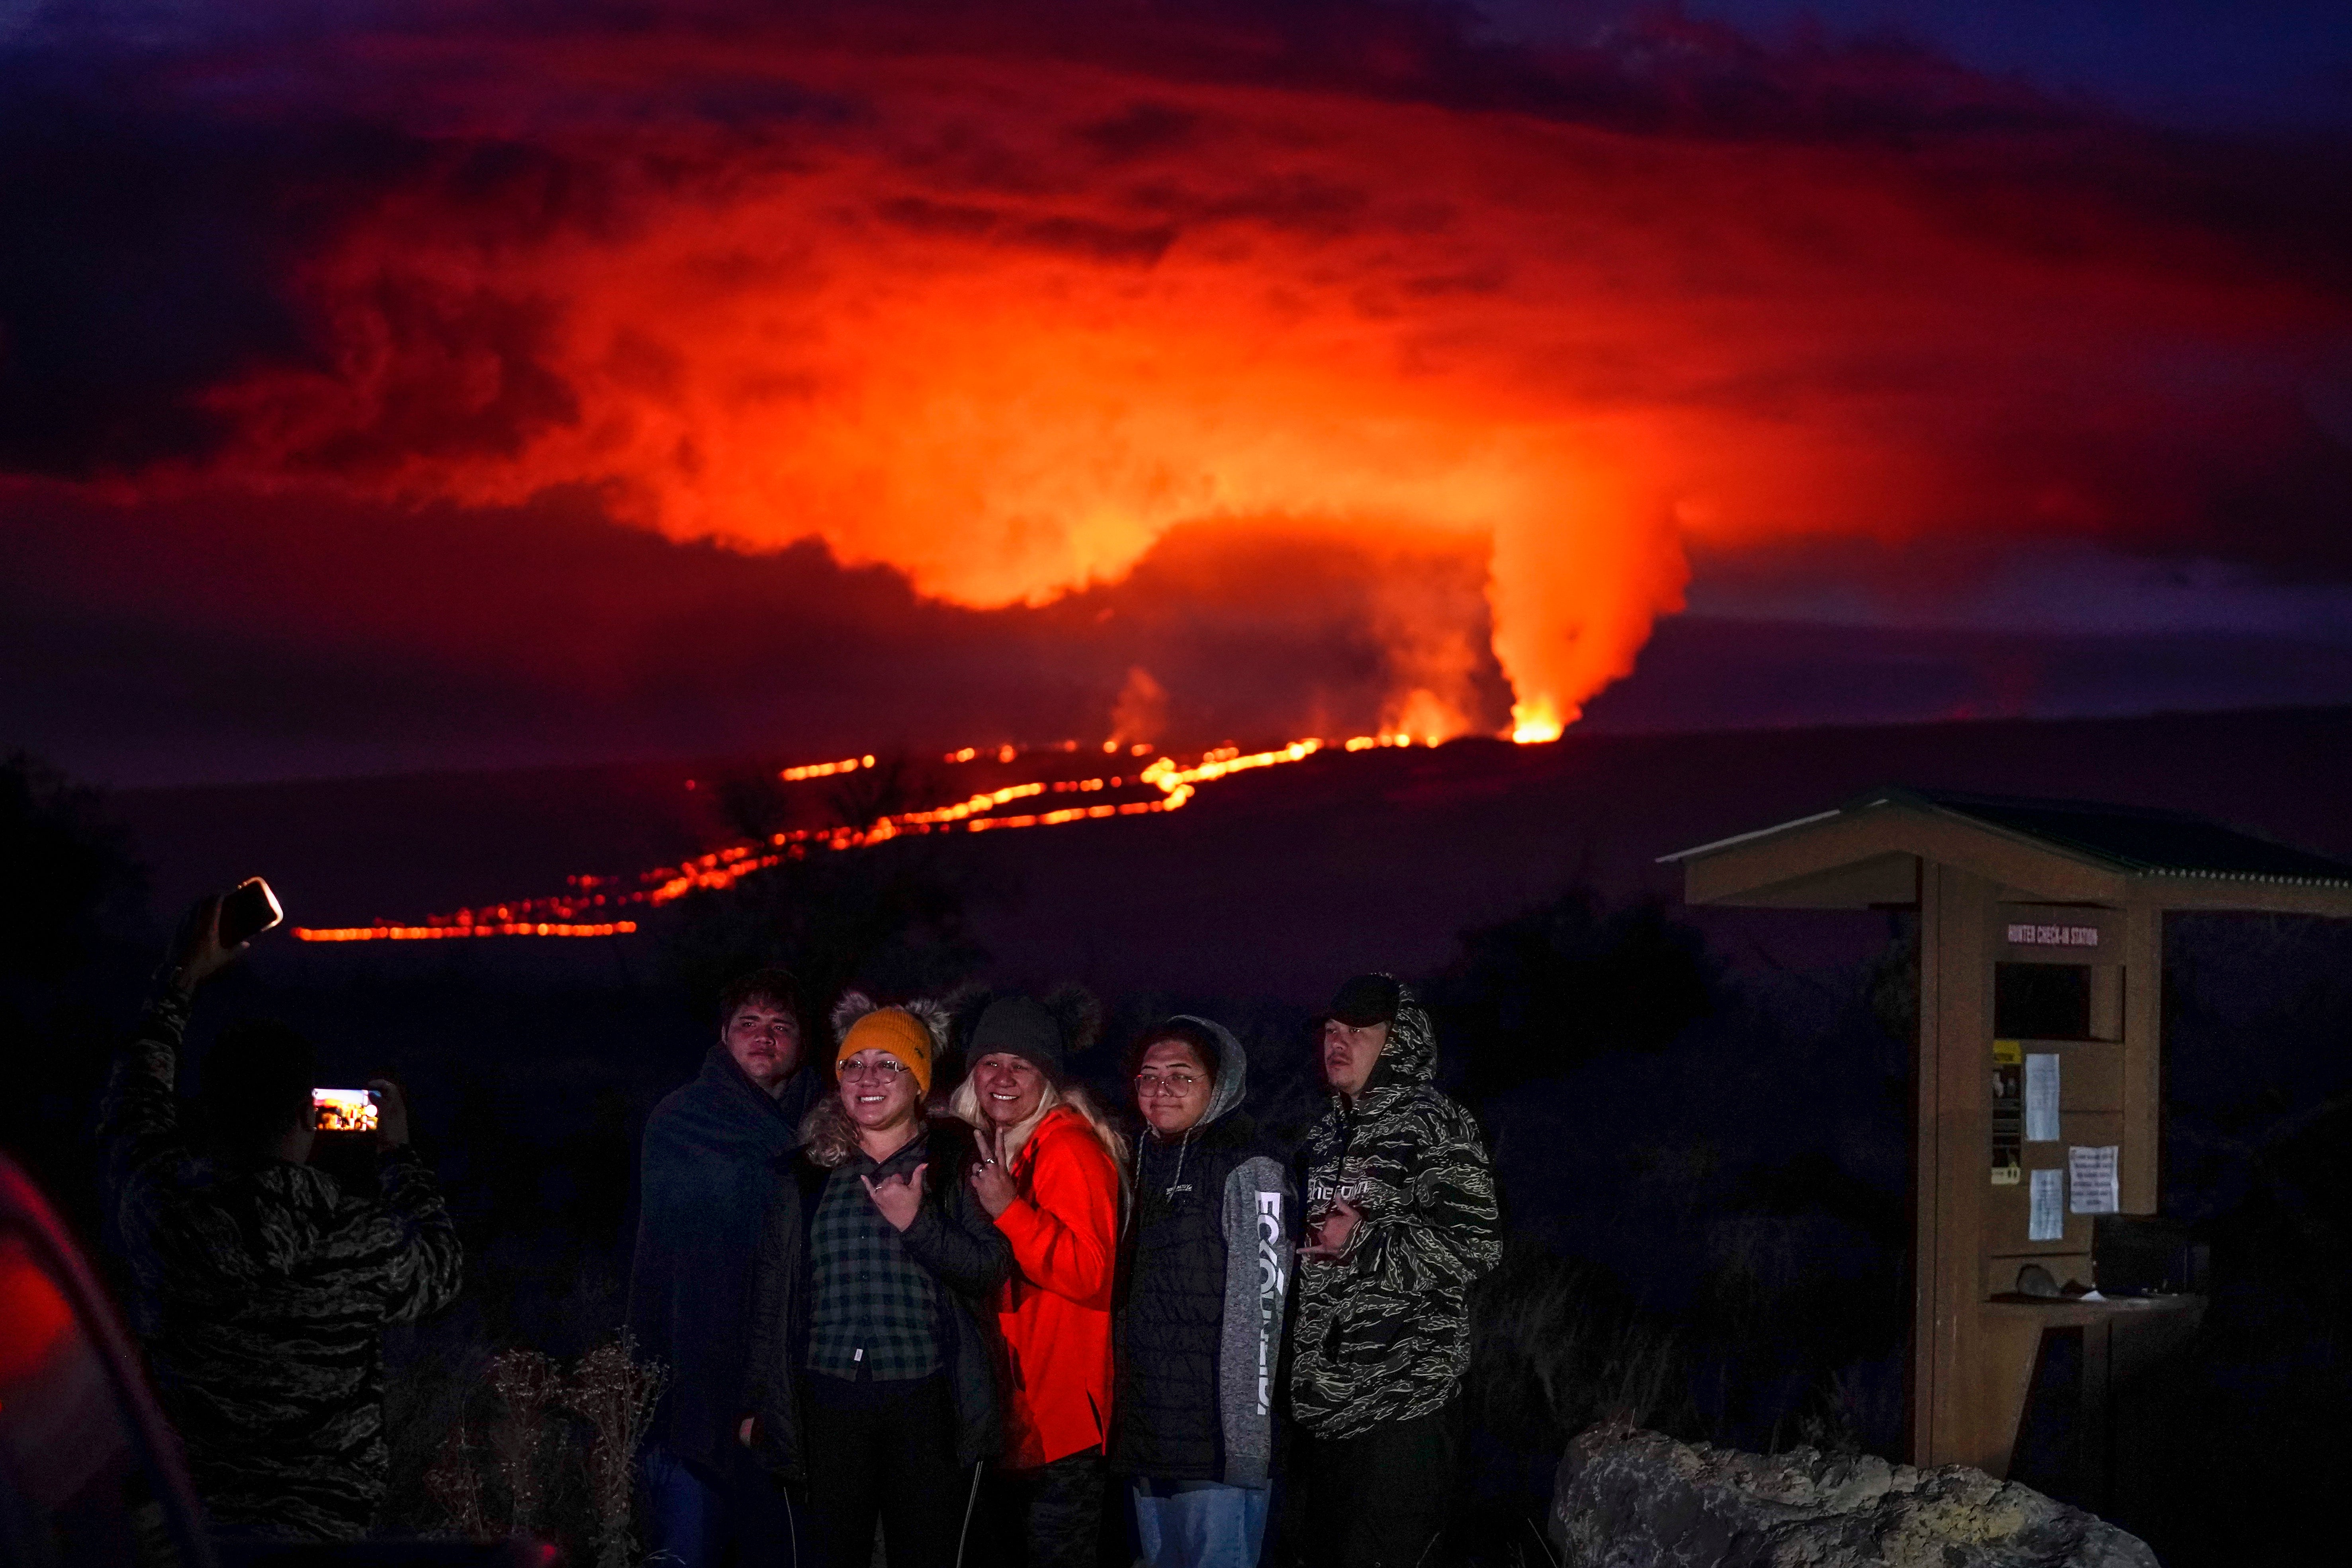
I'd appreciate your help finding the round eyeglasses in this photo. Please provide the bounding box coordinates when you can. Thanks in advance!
[1134,1072,1204,1096]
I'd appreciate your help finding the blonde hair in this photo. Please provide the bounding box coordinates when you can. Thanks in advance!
[950,1073,1129,1177]
[797,1093,865,1170]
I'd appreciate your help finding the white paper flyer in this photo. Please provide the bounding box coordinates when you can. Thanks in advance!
[2029,1167,2065,1241]
[2068,1145,2119,1214]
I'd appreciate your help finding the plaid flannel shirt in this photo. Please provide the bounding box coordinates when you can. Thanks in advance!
[806,1135,943,1381]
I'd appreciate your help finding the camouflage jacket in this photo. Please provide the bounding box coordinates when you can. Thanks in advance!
[100,989,464,1540]
[1287,983,1501,1438]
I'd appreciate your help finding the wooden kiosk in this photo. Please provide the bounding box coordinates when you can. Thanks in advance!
[1664,787,2352,1489]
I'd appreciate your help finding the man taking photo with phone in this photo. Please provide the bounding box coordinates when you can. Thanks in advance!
[628,966,822,1568]
[100,894,463,1540]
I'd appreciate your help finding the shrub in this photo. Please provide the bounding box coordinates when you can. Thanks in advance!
[417,1338,667,1566]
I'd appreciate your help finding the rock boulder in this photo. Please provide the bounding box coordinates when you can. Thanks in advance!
[1550,1423,2159,1568]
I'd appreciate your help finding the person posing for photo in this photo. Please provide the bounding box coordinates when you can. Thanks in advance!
[741,996,1010,1568]
[630,967,821,1568]
[952,993,1128,1568]
[1113,1016,1295,1568]
[1286,974,1502,1568]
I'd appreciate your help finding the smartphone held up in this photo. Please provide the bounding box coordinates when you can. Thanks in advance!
[312,1088,379,1133]
[217,877,284,948]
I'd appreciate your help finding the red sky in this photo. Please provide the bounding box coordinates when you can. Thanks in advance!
[6,2,2352,781]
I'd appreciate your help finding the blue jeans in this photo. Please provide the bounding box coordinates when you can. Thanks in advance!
[642,1441,807,1568]
[1131,1479,1270,1568]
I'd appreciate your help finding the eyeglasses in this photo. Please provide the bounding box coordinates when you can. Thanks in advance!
[840,1059,911,1080]
[1134,1072,1204,1096]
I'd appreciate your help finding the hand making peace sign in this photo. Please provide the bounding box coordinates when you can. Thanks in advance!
[969,1126,1018,1217]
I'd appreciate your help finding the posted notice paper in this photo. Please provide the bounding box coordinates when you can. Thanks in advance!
[2025,1053,2061,1143]
[2029,1168,2065,1242]
[2068,1145,2120,1214]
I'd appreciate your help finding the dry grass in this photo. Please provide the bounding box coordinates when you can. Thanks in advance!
[564,1335,670,1568]
[402,1337,669,1566]
[1467,1246,1688,1450]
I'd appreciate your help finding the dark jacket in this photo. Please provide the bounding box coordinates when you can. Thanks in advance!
[743,1119,1011,1481]
[628,1043,818,1468]
[1112,1016,1295,1486]
[101,988,463,1540]
[1287,981,1501,1439]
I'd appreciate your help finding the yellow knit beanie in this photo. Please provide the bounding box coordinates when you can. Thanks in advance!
[837,1007,934,1097]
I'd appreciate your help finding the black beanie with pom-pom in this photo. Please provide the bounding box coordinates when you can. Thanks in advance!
[969,994,1065,1079]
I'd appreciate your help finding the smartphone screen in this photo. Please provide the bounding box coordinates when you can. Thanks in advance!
[218,877,285,949]
[312,1088,378,1133]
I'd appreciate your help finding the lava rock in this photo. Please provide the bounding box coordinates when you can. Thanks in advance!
[1550,1422,2159,1568]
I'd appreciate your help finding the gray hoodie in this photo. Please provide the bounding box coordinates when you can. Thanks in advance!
[1114,1015,1297,1486]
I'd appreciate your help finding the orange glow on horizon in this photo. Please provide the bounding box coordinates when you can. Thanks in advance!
[1510,697,1567,746]
[294,921,642,942]
[151,26,2342,750]
[780,754,875,782]
[290,729,1474,941]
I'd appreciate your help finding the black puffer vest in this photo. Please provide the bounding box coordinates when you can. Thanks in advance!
[1112,1113,1258,1478]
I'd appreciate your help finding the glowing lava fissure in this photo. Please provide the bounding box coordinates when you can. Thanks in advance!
[290,732,1435,942]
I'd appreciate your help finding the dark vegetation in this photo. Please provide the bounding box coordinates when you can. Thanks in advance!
[0,752,150,1239]
[6,750,2350,1564]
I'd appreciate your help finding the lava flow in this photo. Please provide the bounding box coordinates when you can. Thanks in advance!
[291,732,1429,942]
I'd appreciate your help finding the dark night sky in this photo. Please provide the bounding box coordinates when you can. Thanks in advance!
[5,1,2351,786]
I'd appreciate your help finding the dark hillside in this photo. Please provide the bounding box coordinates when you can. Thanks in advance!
[44,707,2352,1562]
[115,705,2352,1000]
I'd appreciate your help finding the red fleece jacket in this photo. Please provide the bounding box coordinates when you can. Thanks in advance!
[991,1104,1121,1468]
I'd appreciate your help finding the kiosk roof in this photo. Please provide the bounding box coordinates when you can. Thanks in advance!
[1664,786,2352,910]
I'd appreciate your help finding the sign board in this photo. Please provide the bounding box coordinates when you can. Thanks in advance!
[1992,1039,2023,1185]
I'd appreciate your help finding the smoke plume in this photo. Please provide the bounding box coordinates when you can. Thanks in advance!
[6,2,2350,744]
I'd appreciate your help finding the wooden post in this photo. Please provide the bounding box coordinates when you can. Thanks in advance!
[1913,861,1993,1465]
[2120,904,2162,1214]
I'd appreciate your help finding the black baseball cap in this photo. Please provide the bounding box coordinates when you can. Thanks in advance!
[1326,973,1402,1029]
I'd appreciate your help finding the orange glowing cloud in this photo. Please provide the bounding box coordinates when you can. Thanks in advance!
[143,16,2352,741]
